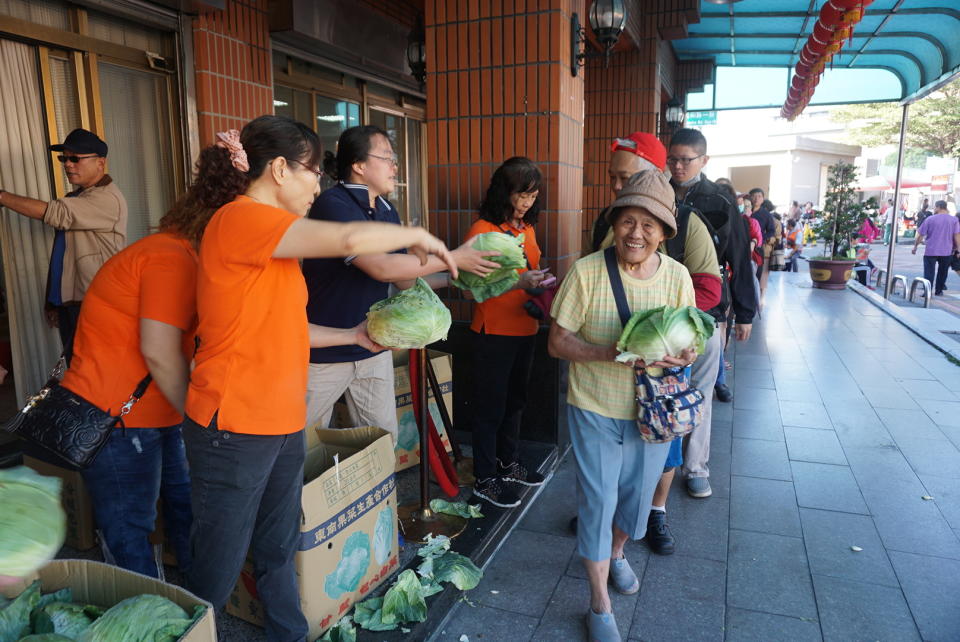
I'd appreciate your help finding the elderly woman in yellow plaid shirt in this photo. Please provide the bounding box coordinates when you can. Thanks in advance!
[548,171,697,642]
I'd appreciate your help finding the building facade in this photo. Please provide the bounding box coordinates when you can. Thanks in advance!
[0,0,708,437]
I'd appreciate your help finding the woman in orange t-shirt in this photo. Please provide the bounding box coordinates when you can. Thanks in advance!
[60,145,231,578]
[179,116,456,641]
[466,157,551,510]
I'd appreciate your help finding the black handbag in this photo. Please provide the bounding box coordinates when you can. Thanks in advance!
[604,247,705,443]
[3,357,152,469]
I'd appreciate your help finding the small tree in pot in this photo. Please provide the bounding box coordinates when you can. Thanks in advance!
[809,161,877,289]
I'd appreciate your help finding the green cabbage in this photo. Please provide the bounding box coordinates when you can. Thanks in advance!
[429,499,483,519]
[366,278,451,349]
[0,580,40,642]
[379,570,427,627]
[318,615,356,642]
[75,594,198,642]
[450,232,527,302]
[615,305,715,365]
[0,468,66,578]
[31,601,102,638]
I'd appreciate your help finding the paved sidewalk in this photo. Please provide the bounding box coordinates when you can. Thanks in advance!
[435,271,960,642]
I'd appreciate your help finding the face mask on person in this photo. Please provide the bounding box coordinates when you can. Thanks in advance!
[738,204,744,214]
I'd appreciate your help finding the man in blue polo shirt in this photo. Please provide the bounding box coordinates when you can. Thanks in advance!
[303,125,498,440]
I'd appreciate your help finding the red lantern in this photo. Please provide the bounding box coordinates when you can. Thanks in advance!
[792,75,807,90]
[819,1,844,27]
[796,60,814,78]
[807,33,829,56]
[813,20,835,44]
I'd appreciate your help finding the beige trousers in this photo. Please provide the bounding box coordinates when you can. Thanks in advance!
[304,351,397,441]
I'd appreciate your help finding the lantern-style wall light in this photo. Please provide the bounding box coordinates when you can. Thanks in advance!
[407,13,426,87]
[665,96,685,131]
[571,0,627,76]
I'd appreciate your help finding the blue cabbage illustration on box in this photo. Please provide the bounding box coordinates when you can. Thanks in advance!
[373,506,394,565]
[396,401,444,451]
[324,531,371,599]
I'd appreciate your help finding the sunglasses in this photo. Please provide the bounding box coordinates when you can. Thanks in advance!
[57,154,100,163]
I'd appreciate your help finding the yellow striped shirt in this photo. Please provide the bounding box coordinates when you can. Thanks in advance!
[551,250,696,420]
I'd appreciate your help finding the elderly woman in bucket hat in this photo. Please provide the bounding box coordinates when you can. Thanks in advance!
[548,170,697,642]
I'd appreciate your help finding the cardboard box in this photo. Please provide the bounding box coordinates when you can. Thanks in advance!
[227,426,400,640]
[23,455,96,550]
[325,351,455,471]
[1,559,216,641]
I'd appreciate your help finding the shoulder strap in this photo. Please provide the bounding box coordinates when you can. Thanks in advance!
[665,206,693,263]
[603,246,631,327]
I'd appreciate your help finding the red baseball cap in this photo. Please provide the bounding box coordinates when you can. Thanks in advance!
[610,132,666,171]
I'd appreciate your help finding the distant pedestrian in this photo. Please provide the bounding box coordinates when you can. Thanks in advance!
[912,200,960,296]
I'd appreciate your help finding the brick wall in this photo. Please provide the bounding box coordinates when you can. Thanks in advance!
[425,0,586,321]
[193,0,273,146]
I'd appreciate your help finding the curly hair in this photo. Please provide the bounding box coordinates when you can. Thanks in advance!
[159,145,247,246]
[478,157,542,226]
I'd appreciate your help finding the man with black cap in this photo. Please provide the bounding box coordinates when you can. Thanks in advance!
[0,128,127,359]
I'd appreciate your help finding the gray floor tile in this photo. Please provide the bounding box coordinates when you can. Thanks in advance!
[779,400,833,430]
[661,493,730,562]
[791,461,869,515]
[732,408,785,441]
[735,367,775,390]
[727,530,817,619]
[921,399,960,427]
[518,458,579,537]
[918,473,960,530]
[829,405,898,449]
[874,406,948,442]
[896,438,960,480]
[531,575,636,642]
[437,603,537,641]
[732,438,792,481]
[733,386,780,411]
[891,552,960,640]
[730,475,802,537]
[860,386,920,410]
[724,608,822,642]
[798,508,899,587]
[735,355,773,371]
[774,379,822,403]
[475,529,574,616]
[812,575,921,642]
[564,538,650,583]
[784,427,848,465]
[845,446,920,491]
[861,488,960,560]
[629,554,726,642]
[897,378,959,401]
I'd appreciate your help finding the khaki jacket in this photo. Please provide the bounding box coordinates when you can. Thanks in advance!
[43,175,127,304]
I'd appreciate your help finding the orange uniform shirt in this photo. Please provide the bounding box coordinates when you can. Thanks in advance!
[466,219,542,337]
[61,232,197,428]
[185,196,306,436]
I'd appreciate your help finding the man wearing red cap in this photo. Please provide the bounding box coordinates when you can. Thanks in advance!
[0,128,127,360]
[584,131,723,557]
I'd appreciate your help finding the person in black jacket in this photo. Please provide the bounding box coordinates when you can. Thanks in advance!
[667,128,757,500]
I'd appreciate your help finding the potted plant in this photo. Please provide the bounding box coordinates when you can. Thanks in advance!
[809,161,877,289]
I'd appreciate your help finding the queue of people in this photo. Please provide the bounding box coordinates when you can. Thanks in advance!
[0,119,801,642]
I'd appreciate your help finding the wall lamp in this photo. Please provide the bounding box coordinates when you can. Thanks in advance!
[407,13,426,87]
[665,96,685,131]
[571,0,627,77]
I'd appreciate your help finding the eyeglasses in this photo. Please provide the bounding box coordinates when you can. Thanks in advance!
[291,160,323,180]
[57,154,99,163]
[368,153,399,167]
[666,155,704,167]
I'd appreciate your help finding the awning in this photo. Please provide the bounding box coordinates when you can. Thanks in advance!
[675,0,960,111]
[856,174,932,191]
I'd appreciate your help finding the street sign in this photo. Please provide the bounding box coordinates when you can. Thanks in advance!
[686,110,717,126]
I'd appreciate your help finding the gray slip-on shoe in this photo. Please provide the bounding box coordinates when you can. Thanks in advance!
[608,556,639,594]
[586,609,622,642]
[686,476,713,498]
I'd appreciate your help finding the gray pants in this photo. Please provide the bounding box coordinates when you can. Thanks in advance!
[682,331,722,480]
[183,414,308,642]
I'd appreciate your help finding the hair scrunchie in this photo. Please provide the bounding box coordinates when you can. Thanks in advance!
[215,129,249,173]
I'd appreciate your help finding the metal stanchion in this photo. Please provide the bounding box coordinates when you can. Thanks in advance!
[425,355,475,487]
[398,348,466,543]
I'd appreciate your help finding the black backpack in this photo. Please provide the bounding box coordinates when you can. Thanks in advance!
[664,204,722,266]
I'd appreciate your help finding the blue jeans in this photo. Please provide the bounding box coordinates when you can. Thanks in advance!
[81,425,193,578]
